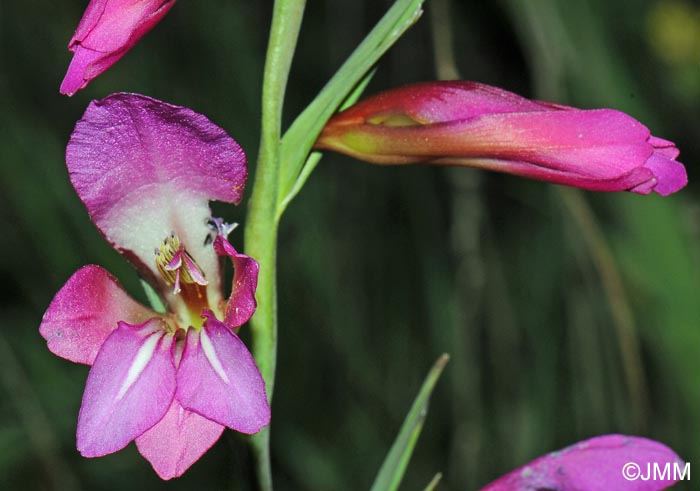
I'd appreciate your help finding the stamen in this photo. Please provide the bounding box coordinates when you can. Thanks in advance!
[155,233,208,294]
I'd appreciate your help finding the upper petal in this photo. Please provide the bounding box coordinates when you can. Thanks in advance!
[213,236,259,328]
[176,313,270,434]
[77,319,176,457]
[479,435,683,491]
[66,93,247,305]
[135,399,224,480]
[39,265,155,365]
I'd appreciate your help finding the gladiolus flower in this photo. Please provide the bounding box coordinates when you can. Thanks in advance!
[479,435,683,490]
[60,0,176,96]
[39,93,269,479]
[315,82,687,196]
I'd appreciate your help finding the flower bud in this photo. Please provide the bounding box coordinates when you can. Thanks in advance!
[316,82,687,195]
[61,0,176,96]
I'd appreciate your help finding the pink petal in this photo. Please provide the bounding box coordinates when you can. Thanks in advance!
[176,313,270,434]
[70,0,108,42]
[66,93,247,306]
[136,399,224,480]
[60,46,116,98]
[480,435,683,491]
[640,152,687,196]
[60,0,176,95]
[459,109,653,179]
[334,81,549,125]
[213,236,259,328]
[77,319,176,457]
[443,157,655,193]
[649,136,680,158]
[39,265,155,365]
[182,253,208,285]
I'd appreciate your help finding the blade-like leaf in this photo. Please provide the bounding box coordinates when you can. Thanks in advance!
[277,68,378,217]
[339,67,378,112]
[279,0,425,203]
[140,279,167,314]
[370,354,449,491]
[423,472,443,491]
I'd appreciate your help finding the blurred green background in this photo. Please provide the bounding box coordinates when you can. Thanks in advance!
[1,0,699,489]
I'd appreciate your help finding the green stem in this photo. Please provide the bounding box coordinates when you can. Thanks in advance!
[244,1,306,490]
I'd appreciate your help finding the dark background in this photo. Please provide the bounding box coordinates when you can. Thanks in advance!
[1,0,699,489]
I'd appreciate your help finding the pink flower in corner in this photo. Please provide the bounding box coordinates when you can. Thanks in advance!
[479,435,683,491]
[60,0,176,96]
[39,94,269,479]
[315,81,687,196]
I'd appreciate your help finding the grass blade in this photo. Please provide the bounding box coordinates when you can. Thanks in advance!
[370,354,449,491]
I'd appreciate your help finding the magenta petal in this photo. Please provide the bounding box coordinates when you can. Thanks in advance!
[77,319,176,457]
[60,0,176,95]
[70,0,108,41]
[640,152,687,196]
[455,157,655,193]
[176,314,270,434]
[67,93,247,303]
[60,46,110,97]
[335,81,548,124]
[480,435,683,491]
[649,138,680,160]
[480,109,652,179]
[213,236,259,328]
[40,265,155,365]
[136,399,224,480]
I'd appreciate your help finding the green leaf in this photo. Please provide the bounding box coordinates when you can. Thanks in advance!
[370,354,449,491]
[140,279,167,314]
[278,0,425,209]
[277,68,378,218]
[339,67,378,112]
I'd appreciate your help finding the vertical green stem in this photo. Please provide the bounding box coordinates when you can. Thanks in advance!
[244,1,306,490]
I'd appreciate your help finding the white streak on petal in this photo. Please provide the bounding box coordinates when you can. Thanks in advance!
[117,332,162,400]
[199,328,229,384]
[176,316,269,433]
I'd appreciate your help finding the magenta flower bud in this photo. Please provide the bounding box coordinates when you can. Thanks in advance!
[60,0,176,96]
[315,82,687,196]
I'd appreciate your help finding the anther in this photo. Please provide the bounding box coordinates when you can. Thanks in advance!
[154,233,208,294]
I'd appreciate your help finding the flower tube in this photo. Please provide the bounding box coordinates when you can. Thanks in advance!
[40,93,269,479]
[315,82,687,196]
[60,0,176,96]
